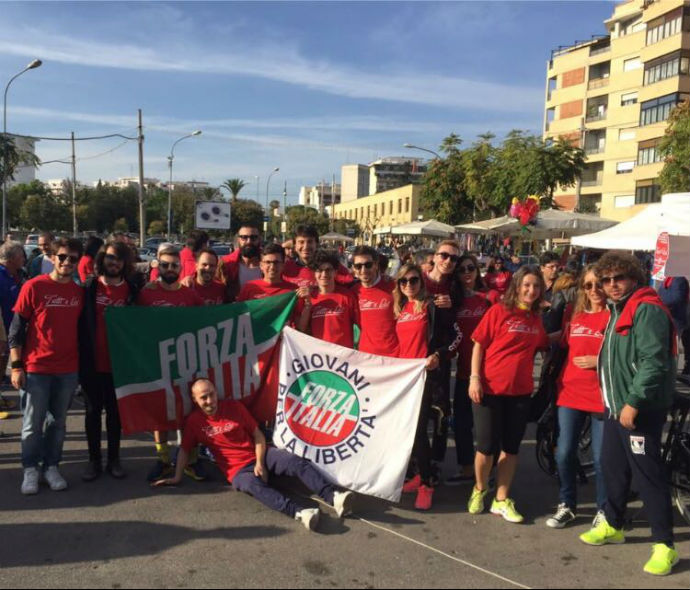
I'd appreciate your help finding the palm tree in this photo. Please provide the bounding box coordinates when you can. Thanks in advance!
[221,178,246,203]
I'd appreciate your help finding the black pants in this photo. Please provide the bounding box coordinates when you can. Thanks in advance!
[431,361,450,462]
[453,378,475,466]
[472,394,531,456]
[83,372,121,463]
[411,382,434,485]
[601,411,674,546]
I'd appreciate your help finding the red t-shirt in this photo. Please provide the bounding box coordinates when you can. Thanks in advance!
[95,280,130,373]
[78,255,94,283]
[351,277,399,357]
[181,399,258,484]
[282,258,352,288]
[471,303,549,396]
[455,293,492,378]
[237,280,296,302]
[485,271,512,294]
[423,272,452,296]
[309,286,358,349]
[396,300,429,359]
[557,310,609,413]
[13,275,84,374]
[136,282,204,307]
[179,247,197,280]
[191,279,227,306]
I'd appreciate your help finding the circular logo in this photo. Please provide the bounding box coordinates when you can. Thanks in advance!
[284,370,360,447]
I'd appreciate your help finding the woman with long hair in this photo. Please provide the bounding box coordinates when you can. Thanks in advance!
[546,265,609,528]
[446,254,492,485]
[467,266,549,523]
[395,262,460,511]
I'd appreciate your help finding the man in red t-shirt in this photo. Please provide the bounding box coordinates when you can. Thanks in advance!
[153,379,353,531]
[350,245,398,357]
[10,237,85,495]
[297,250,358,349]
[221,224,263,293]
[190,248,228,305]
[237,244,297,302]
[282,225,352,289]
[79,239,137,482]
[137,244,204,482]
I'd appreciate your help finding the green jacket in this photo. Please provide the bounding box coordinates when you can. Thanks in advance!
[598,286,676,418]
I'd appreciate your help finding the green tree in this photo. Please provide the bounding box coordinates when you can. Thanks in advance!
[0,136,40,186]
[222,178,247,202]
[230,198,264,234]
[284,205,329,236]
[21,193,70,231]
[658,100,690,194]
[462,133,497,215]
[332,218,360,238]
[148,219,166,235]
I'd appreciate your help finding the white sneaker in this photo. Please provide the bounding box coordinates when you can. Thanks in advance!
[546,503,576,529]
[592,509,606,528]
[43,466,68,491]
[21,467,40,495]
[333,491,354,518]
[295,508,320,531]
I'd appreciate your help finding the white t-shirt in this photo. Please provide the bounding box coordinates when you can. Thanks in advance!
[238,263,262,287]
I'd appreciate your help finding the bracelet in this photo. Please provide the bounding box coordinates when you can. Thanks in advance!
[469,375,481,380]
[10,360,23,370]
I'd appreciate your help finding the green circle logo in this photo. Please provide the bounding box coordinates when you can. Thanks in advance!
[284,370,360,447]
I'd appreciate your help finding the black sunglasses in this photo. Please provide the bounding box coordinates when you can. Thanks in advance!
[436,252,460,263]
[238,234,259,241]
[56,254,79,264]
[458,264,476,273]
[159,261,180,270]
[104,253,123,263]
[398,276,420,287]
[353,261,374,271]
[601,274,627,285]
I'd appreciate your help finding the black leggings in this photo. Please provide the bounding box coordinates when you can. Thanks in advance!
[472,394,531,456]
[453,378,475,466]
[83,372,121,463]
[411,382,434,485]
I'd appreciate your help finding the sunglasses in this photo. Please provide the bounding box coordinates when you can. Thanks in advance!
[56,254,79,264]
[159,261,180,270]
[436,252,460,263]
[584,281,603,291]
[353,261,374,271]
[238,234,259,241]
[104,254,123,263]
[458,264,476,273]
[601,274,627,285]
[398,276,420,287]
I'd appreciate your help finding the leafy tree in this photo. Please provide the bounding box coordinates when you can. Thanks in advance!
[284,205,329,236]
[113,217,129,232]
[148,220,166,235]
[21,193,70,231]
[0,135,40,186]
[462,133,497,215]
[658,99,690,194]
[332,218,360,237]
[222,178,247,202]
[230,198,264,234]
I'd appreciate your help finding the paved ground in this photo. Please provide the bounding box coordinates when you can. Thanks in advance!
[0,387,687,589]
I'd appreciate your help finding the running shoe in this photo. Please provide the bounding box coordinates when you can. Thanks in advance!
[591,509,606,528]
[643,543,679,576]
[333,491,354,518]
[21,467,39,495]
[414,485,434,511]
[579,515,625,546]
[44,466,68,491]
[106,460,127,479]
[295,508,320,531]
[402,474,421,494]
[490,498,524,523]
[467,486,488,514]
[81,460,102,482]
[546,504,576,529]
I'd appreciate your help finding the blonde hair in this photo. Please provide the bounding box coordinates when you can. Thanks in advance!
[437,239,460,252]
[393,263,427,317]
[574,264,600,315]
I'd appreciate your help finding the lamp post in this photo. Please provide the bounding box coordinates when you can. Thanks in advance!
[265,167,279,212]
[3,58,42,240]
[402,143,441,159]
[167,130,201,238]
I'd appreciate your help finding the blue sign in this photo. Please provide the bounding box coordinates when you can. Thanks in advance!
[263,215,270,222]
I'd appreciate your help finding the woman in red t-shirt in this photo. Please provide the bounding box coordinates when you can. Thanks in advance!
[483,257,512,296]
[446,254,492,485]
[394,263,459,511]
[467,266,549,523]
[546,265,609,529]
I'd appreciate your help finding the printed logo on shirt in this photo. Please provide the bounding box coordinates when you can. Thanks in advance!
[311,305,345,320]
[505,317,539,335]
[397,310,426,324]
[359,298,391,311]
[202,422,238,438]
[43,295,81,308]
[630,435,646,455]
[456,306,488,319]
[570,323,604,340]
[276,356,376,465]
[96,294,126,307]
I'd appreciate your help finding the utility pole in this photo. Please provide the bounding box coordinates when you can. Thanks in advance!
[138,109,146,246]
[71,131,77,236]
[282,181,287,242]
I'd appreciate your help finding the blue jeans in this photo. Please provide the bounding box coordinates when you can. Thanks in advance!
[20,372,79,469]
[555,406,605,510]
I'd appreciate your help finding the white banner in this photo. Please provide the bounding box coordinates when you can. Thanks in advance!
[275,327,427,502]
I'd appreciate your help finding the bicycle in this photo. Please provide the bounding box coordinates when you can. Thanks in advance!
[662,376,690,525]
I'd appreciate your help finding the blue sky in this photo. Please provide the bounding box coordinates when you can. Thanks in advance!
[0,1,613,204]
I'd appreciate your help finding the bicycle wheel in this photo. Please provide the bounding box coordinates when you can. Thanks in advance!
[536,426,558,478]
[671,431,690,525]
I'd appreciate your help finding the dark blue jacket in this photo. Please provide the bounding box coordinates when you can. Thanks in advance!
[658,276,689,333]
[0,264,21,331]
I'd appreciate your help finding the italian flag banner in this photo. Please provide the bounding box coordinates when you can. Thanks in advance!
[275,327,427,502]
[106,292,297,434]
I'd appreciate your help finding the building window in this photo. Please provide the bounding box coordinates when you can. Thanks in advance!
[405,198,410,213]
[637,140,663,166]
[646,7,686,45]
[639,93,685,126]
[398,200,402,214]
[616,161,635,174]
[623,57,642,71]
[644,51,690,85]
[619,128,636,141]
[389,201,393,215]
[635,182,661,204]
[621,92,638,106]
[373,204,377,217]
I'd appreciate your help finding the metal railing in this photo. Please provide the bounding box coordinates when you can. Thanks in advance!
[586,111,607,122]
[585,145,605,155]
[588,77,610,90]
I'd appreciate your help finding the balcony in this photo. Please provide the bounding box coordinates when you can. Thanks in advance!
[586,109,607,122]
[582,174,603,187]
[590,43,611,57]
[585,145,606,155]
[588,77,610,90]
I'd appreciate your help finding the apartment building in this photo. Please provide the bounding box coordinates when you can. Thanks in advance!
[340,157,426,203]
[298,182,341,211]
[544,0,690,221]
[6,133,38,187]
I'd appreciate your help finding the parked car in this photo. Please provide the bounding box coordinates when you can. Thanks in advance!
[137,248,155,262]
[25,234,39,246]
[211,244,231,257]
[144,236,167,249]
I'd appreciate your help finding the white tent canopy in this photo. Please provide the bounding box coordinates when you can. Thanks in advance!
[320,231,354,243]
[389,219,455,237]
[571,193,690,250]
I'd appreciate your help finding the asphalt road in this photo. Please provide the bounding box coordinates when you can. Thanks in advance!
[0,387,687,589]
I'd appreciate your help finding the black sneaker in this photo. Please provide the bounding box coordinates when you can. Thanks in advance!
[147,460,174,482]
[106,460,127,479]
[81,460,102,482]
[546,503,576,529]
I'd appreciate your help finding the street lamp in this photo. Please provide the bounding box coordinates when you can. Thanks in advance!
[402,143,441,159]
[265,166,279,212]
[167,130,201,237]
[3,58,42,239]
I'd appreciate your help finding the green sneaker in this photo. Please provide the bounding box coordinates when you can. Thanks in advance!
[643,543,678,576]
[579,515,625,546]
[490,498,524,523]
[467,486,488,514]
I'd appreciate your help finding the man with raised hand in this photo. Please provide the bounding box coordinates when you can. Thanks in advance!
[180,230,209,280]
[10,237,84,495]
[153,379,353,531]
[350,245,398,358]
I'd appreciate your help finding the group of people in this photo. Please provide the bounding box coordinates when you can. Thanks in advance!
[0,223,684,575]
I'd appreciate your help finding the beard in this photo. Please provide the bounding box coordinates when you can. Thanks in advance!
[104,266,123,279]
[160,272,179,285]
[241,245,260,259]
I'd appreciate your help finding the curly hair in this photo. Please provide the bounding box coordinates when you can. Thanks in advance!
[594,251,646,286]
[502,265,545,312]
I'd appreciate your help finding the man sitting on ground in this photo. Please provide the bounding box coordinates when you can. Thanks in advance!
[153,379,353,531]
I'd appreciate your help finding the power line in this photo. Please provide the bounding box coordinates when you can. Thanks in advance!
[27,132,138,141]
